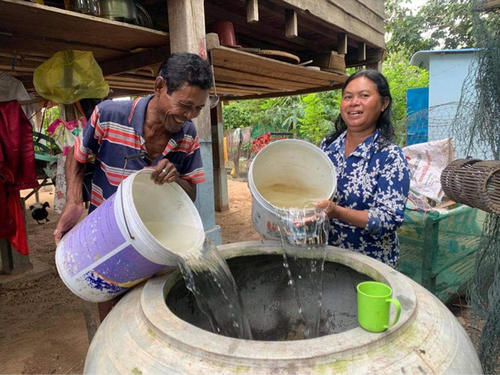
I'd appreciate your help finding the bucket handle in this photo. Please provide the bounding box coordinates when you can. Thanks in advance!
[120,152,148,240]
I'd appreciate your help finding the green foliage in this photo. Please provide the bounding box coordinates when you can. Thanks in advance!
[222,100,258,129]
[383,51,429,146]
[385,0,436,55]
[222,92,337,144]
[222,57,426,146]
[297,91,339,144]
[385,0,500,56]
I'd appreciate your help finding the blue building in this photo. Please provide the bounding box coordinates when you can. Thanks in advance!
[407,48,493,159]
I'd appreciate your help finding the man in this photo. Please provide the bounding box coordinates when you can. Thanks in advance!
[54,52,212,319]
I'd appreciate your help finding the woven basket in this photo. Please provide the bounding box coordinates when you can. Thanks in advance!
[441,159,500,214]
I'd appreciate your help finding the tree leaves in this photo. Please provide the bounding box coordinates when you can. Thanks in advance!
[384,0,500,56]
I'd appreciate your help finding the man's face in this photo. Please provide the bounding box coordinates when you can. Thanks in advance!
[158,81,209,133]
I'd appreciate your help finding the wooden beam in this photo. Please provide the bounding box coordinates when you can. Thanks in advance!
[217,82,276,93]
[105,78,153,89]
[337,33,348,54]
[366,61,382,71]
[357,0,385,18]
[266,0,385,48]
[0,0,169,51]
[246,0,259,23]
[206,33,221,50]
[205,3,324,52]
[211,47,345,87]
[214,67,307,90]
[481,0,500,10]
[314,51,345,74]
[285,9,298,38]
[0,34,123,62]
[358,42,366,62]
[99,46,170,76]
[224,84,342,101]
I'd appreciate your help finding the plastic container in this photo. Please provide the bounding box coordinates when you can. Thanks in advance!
[55,169,204,303]
[248,139,336,239]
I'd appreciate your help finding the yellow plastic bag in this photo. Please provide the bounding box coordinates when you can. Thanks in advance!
[33,50,109,104]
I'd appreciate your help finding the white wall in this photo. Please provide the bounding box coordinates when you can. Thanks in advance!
[428,52,492,159]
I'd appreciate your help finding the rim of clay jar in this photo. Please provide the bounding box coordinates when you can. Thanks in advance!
[141,240,417,366]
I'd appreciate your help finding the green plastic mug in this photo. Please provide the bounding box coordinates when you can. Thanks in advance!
[357,281,401,333]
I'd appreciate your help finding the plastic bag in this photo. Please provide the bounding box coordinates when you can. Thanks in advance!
[403,138,456,204]
[33,50,109,104]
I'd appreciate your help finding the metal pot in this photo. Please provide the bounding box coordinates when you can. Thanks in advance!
[99,0,137,23]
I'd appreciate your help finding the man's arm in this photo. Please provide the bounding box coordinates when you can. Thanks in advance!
[54,148,86,243]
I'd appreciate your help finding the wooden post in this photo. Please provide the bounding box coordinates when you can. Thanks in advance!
[0,240,13,274]
[168,0,209,139]
[211,103,229,211]
[366,60,383,71]
[167,0,221,243]
[337,33,348,55]
[367,48,384,71]
[358,42,366,62]
[246,0,259,23]
[285,9,298,38]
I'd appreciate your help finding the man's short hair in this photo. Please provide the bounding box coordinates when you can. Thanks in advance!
[158,53,213,94]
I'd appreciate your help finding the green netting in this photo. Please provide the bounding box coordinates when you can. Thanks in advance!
[398,205,486,303]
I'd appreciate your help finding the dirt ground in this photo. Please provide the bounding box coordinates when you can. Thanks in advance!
[0,179,483,374]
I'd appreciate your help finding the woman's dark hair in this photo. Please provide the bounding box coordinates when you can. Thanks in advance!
[158,52,213,94]
[324,69,394,147]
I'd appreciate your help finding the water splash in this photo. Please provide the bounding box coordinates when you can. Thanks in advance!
[177,239,253,339]
[278,207,329,339]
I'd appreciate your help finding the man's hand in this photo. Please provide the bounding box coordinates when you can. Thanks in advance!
[150,159,179,184]
[54,202,85,244]
[149,159,196,201]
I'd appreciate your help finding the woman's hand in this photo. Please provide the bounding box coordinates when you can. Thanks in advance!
[150,159,179,184]
[315,200,369,228]
[314,200,337,219]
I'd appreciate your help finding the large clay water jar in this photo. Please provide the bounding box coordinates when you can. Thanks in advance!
[85,241,482,374]
[248,139,336,239]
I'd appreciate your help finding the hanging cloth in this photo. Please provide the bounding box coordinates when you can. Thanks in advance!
[0,100,39,254]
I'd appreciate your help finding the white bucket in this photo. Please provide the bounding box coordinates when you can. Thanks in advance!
[55,169,205,302]
[248,139,337,240]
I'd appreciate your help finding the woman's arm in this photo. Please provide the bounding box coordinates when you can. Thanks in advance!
[315,200,368,228]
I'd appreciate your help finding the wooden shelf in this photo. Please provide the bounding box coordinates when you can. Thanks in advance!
[0,0,169,62]
[210,46,346,100]
[0,0,349,100]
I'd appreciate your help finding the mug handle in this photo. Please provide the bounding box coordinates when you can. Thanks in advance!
[385,298,401,328]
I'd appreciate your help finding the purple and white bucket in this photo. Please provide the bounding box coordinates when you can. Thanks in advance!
[55,169,205,302]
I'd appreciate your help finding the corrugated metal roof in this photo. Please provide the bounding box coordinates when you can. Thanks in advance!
[409,48,480,70]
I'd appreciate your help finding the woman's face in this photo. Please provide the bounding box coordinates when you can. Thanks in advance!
[340,76,388,134]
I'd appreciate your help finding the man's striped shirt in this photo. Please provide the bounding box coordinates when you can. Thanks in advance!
[74,95,205,212]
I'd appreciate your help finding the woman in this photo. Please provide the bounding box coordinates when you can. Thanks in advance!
[316,70,410,267]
